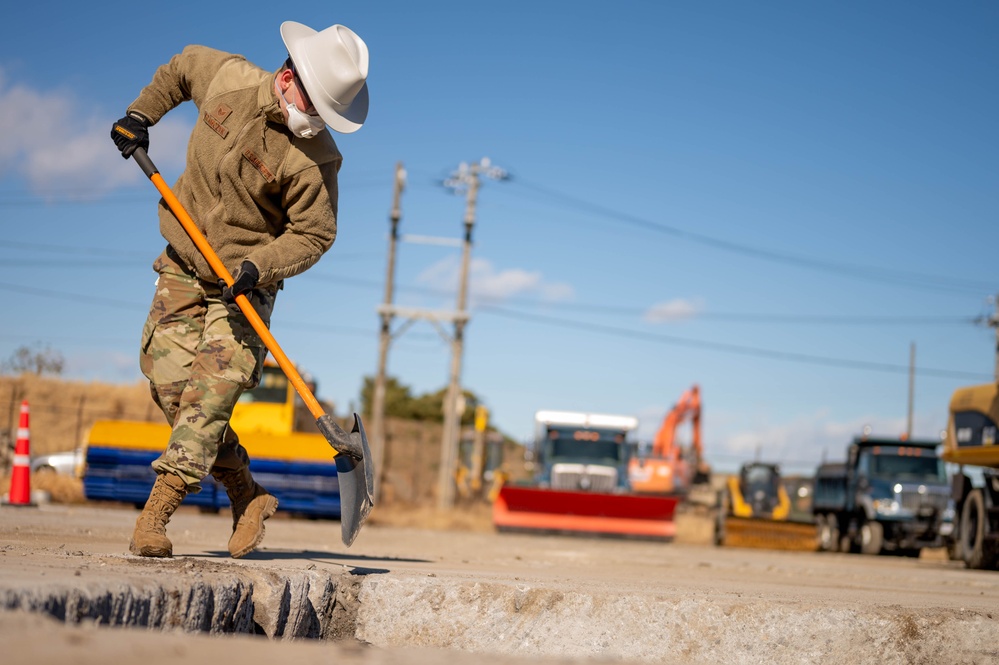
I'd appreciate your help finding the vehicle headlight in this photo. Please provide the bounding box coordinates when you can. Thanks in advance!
[873,498,900,515]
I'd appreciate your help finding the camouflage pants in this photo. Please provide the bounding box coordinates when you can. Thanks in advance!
[140,250,276,491]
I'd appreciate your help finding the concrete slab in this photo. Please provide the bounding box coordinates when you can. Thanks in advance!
[2,503,998,664]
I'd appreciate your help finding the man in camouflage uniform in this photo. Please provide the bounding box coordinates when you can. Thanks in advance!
[111,21,370,558]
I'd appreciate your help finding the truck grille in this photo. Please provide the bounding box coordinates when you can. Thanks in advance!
[899,487,948,513]
[550,463,618,492]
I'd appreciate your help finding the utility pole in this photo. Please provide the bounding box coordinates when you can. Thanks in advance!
[437,158,508,510]
[992,294,999,382]
[906,341,915,439]
[370,162,406,501]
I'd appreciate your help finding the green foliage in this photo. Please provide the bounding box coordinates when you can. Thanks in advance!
[1,343,65,376]
[360,375,480,425]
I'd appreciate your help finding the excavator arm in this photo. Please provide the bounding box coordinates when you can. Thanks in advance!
[628,385,709,494]
[651,385,704,470]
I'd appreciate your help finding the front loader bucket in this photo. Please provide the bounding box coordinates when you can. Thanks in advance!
[318,413,374,547]
[718,516,818,551]
[493,485,679,540]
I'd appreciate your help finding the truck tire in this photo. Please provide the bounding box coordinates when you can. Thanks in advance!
[860,521,883,555]
[960,490,998,570]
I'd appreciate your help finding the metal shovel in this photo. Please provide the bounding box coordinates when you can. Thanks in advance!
[129,147,374,547]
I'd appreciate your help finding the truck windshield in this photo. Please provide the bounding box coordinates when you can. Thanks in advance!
[546,426,626,464]
[238,367,288,404]
[870,450,945,482]
[743,466,778,495]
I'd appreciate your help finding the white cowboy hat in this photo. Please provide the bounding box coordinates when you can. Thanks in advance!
[280,21,369,134]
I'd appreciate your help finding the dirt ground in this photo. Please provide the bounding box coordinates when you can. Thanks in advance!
[3,500,998,665]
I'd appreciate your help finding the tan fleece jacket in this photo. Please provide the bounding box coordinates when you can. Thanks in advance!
[127,45,341,286]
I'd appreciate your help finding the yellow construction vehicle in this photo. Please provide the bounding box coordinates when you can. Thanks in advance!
[456,405,510,502]
[942,381,999,570]
[82,362,346,518]
[715,461,818,551]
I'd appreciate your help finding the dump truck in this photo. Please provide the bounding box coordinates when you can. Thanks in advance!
[83,362,345,518]
[942,381,999,570]
[714,461,818,551]
[492,410,680,539]
[813,435,949,556]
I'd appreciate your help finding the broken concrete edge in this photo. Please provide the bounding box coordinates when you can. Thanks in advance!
[3,561,999,664]
[0,557,364,642]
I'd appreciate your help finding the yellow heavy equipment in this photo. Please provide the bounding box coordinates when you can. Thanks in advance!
[942,381,999,570]
[715,461,818,551]
[83,362,346,518]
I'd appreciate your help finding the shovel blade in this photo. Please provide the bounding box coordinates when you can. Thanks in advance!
[317,413,375,547]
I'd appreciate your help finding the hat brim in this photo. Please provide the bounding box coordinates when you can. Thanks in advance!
[281,21,368,134]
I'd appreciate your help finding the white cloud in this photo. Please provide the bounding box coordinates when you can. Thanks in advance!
[643,298,703,323]
[417,255,575,304]
[0,67,190,198]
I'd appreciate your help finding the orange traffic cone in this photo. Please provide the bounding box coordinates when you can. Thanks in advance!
[7,400,34,506]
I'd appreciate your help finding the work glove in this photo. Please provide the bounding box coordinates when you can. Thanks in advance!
[220,261,260,305]
[110,113,149,159]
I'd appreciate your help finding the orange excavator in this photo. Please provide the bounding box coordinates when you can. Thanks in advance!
[627,385,711,494]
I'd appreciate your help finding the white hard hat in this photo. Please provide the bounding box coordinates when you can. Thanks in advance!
[280,21,369,134]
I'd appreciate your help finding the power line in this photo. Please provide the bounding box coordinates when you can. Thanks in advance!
[0,276,989,378]
[503,178,994,295]
[0,240,378,263]
[0,272,983,330]
[474,296,976,326]
[0,281,139,310]
[478,304,992,381]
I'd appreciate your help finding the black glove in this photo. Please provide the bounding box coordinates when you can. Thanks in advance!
[221,261,260,305]
[110,113,149,159]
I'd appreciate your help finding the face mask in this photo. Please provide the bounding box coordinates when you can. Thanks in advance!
[279,86,326,139]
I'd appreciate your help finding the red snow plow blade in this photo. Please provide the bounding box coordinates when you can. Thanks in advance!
[493,485,680,540]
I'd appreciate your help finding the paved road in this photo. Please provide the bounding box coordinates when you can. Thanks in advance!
[2,503,998,665]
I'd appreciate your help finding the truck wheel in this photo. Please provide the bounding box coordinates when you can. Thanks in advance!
[960,490,997,570]
[860,521,883,555]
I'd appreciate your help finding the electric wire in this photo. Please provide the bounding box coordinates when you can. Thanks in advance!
[406,166,995,296]
[477,304,992,381]
[484,176,994,295]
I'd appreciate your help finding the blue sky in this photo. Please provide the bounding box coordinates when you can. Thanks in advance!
[1,2,996,474]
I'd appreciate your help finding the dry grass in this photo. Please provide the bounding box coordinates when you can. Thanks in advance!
[0,472,86,505]
[0,374,155,456]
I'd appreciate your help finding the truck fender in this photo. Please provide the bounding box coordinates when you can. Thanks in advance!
[951,472,972,507]
[986,470,999,510]
[859,495,877,521]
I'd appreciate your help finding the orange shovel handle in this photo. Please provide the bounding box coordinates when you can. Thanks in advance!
[132,148,327,421]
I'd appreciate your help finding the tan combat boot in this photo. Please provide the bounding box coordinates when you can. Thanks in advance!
[212,467,279,558]
[129,472,188,557]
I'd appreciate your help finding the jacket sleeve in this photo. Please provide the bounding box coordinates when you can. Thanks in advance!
[127,45,243,124]
[245,159,339,284]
